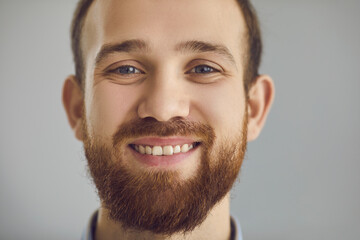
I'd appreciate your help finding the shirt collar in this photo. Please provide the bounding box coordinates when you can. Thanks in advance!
[82,210,243,240]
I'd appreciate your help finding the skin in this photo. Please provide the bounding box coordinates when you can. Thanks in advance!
[62,0,274,239]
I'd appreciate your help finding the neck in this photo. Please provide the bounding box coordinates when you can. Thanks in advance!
[95,194,231,240]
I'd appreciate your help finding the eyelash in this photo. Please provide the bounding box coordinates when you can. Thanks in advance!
[108,65,144,75]
[108,64,220,75]
[187,65,220,74]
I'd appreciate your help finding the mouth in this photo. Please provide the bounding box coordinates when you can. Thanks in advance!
[127,137,202,168]
[129,142,201,156]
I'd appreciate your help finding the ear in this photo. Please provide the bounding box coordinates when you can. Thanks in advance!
[62,75,84,141]
[247,75,275,142]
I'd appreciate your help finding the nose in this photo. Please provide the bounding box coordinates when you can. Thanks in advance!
[137,72,190,122]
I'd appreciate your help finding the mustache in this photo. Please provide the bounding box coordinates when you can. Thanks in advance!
[112,117,215,147]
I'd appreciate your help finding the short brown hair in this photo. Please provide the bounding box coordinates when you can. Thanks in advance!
[71,0,262,92]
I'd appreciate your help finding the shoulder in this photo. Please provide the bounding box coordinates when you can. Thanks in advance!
[81,210,98,240]
[230,215,243,240]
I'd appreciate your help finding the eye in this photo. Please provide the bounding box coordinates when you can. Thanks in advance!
[101,63,146,85]
[189,65,218,74]
[110,65,143,75]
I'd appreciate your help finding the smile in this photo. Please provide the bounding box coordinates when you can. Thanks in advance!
[130,142,201,156]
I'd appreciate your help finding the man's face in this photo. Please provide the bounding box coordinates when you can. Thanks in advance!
[80,0,248,234]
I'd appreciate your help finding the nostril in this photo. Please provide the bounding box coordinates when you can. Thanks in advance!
[137,94,190,121]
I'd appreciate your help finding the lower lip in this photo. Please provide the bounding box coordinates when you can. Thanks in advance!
[128,145,198,167]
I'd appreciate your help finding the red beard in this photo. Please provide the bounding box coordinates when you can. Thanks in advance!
[83,116,247,235]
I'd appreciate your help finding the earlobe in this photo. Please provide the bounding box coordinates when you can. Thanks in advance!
[62,75,84,141]
[246,75,275,142]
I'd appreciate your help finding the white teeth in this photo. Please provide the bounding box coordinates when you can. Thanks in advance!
[163,145,174,156]
[152,146,163,156]
[133,143,197,156]
[181,144,189,153]
[174,145,181,153]
[139,145,146,154]
[145,146,152,155]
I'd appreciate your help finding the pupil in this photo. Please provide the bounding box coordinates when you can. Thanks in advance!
[119,66,135,74]
[196,66,212,73]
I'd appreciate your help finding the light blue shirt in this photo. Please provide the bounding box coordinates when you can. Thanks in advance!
[82,210,243,240]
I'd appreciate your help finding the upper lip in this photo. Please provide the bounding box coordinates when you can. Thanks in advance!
[130,137,199,146]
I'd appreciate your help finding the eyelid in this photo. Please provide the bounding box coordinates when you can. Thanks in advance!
[104,60,146,73]
[188,65,220,74]
[99,60,147,85]
[185,59,224,73]
[108,65,144,75]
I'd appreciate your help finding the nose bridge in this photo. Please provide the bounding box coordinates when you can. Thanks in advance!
[138,70,189,121]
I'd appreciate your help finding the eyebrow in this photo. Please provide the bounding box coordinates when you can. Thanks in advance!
[95,39,149,65]
[175,40,236,65]
[95,39,236,66]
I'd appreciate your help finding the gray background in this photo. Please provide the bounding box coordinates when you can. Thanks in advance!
[0,0,359,239]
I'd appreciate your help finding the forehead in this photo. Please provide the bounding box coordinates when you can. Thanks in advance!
[82,0,246,64]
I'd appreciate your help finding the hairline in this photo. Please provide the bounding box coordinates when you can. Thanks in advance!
[72,0,257,92]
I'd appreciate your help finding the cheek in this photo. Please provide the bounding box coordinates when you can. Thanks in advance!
[86,83,139,138]
[191,81,246,138]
